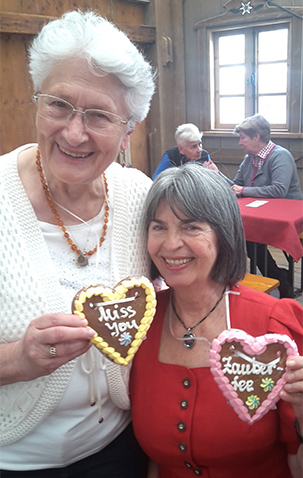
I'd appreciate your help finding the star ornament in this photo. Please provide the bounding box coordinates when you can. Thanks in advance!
[240,1,253,15]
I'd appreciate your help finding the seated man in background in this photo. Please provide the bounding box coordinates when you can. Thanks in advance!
[152,123,212,179]
[211,114,303,298]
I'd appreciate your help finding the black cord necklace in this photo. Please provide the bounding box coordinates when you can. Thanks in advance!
[171,288,226,349]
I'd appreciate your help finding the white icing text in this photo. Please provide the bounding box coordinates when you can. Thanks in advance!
[222,355,278,376]
[93,302,139,338]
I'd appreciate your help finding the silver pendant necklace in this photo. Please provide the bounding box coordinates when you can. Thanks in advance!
[171,288,226,349]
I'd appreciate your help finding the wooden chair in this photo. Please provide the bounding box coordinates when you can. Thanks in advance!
[239,273,280,294]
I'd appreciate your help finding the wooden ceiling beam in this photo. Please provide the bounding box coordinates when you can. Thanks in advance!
[0,12,155,44]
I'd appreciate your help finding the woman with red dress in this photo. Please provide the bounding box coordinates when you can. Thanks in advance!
[130,163,303,478]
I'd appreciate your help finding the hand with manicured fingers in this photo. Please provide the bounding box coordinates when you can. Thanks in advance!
[11,313,95,383]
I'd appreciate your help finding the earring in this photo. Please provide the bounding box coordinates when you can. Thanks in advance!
[120,149,126,167]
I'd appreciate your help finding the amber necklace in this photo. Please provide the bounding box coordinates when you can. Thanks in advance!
[36,147,109,267]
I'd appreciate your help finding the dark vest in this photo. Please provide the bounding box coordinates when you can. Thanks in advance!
[166,146,209,167]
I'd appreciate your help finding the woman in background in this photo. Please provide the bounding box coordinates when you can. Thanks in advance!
[210,114,303,298]
[152,123,211,180]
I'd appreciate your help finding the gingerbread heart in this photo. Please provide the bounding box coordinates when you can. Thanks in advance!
[72,276,156,366]
[209,329,298,424]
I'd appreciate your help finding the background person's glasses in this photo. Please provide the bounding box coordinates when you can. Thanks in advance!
[33,93,130,136]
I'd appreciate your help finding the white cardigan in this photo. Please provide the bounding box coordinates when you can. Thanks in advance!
[0,144,152,446]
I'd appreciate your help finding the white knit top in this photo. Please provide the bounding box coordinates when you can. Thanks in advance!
[0,144,152,451]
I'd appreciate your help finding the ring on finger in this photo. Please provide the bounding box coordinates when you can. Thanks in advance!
[49,345,56,358]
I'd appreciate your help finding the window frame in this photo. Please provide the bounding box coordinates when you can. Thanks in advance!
[210,22,290,131]
[196,7,303,136]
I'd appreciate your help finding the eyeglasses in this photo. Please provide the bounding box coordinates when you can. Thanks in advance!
[33,93,130,136]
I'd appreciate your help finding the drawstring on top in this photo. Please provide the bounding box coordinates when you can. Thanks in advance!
[80,348,107,423]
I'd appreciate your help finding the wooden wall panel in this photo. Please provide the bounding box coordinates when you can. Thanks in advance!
[0,0,145,23]
[0,0,154,175]
[143,0,186,175]
[0,33,35,153]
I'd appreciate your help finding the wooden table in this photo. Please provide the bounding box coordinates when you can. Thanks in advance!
[238,198,303,295]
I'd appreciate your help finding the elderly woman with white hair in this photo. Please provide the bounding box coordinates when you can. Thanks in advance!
[152,123,212,179]
[0,10,155,477]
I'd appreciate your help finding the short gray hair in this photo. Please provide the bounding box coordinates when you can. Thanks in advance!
[143,163,247,286]
[234,114,271,143]
[28,10,156,130]
[175,123,203,146]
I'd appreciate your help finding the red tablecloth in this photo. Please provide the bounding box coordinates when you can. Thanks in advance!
[238,198,303,262]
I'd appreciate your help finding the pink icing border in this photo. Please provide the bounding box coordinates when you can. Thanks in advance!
[209,329,299,425]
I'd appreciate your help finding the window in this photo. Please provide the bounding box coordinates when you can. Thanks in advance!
[211,23,289,129]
